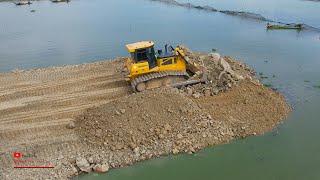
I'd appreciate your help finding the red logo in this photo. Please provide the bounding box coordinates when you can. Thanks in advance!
[13,152,22,159]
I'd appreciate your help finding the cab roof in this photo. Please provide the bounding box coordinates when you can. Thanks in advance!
[126,41,154,53]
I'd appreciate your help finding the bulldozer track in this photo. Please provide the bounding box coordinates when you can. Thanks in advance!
[0,74,124,101]
[0,60,131,170]
[131,71,188,91]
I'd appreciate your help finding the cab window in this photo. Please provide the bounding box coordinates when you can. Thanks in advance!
[162,58,173,65]
[136,49,148,61]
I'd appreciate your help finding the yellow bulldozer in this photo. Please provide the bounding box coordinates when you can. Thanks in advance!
[124,41,207,92]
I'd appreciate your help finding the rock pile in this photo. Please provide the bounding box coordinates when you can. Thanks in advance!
[178,46,255,98]
[75,156,109,173]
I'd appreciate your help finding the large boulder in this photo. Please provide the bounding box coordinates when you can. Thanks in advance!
[76,157,91,173]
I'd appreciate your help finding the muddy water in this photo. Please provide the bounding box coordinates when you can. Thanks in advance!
[0,0,319,179]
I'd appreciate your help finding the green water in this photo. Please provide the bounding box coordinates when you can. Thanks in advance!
[0,0,319,179]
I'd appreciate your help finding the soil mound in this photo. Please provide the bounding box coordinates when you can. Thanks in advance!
[69,47,292,178]
[71,47,292,177]
[74,48,291,173]
[76,88,231,154]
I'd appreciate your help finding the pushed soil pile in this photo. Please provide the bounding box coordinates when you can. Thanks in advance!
[77,89,231,154]
[196,81,291,137]
[74,48,291,177]
[74,81,290,177]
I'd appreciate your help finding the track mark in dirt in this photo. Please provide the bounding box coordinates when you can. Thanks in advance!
[0,59,130,159]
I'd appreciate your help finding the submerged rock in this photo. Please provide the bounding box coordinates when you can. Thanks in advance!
[93,163,109,173]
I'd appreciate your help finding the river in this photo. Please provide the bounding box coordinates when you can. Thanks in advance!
[0,0,319,179]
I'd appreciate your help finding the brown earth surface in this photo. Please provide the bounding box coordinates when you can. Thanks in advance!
[0,50,290,179]
[0,58,131,179]
[77,80,290,160]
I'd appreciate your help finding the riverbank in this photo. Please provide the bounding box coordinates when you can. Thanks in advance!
[0,48,290,179]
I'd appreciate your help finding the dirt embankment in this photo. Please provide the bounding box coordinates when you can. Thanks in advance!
[0,48,290,180]
[77,81,289,167]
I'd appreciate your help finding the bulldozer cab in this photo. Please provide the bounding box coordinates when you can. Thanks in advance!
[126,41,157,69]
